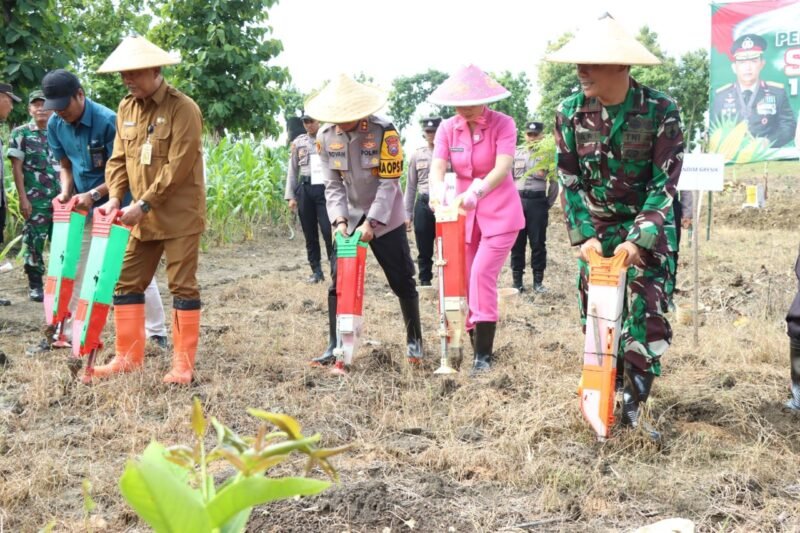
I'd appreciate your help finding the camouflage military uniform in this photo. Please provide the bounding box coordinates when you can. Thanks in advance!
[555,77,684,375]
[7,122,59,280]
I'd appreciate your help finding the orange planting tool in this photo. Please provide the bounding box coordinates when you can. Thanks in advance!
[578,248,628,440]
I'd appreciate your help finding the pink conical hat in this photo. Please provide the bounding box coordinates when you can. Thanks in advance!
[428,65,510,106]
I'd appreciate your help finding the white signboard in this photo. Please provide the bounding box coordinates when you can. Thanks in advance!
[677,153,725,192]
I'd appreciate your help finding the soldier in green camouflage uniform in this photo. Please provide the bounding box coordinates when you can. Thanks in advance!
[548,13,684,435]
[7,90,59,302]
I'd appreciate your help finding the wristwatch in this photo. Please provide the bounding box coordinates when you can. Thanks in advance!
[137,199,151,213]
[89,189,102,202]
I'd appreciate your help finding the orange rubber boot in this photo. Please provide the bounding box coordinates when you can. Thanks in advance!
[163,309,200,384]
[92,303,145,379]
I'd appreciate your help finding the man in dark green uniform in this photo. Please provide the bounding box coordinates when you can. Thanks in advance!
[8,90,59,302]
[548,14,685,436]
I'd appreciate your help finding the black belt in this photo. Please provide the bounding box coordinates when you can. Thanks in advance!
[299,176,323,186]
[519,190,546,199]
[418,193,430,202]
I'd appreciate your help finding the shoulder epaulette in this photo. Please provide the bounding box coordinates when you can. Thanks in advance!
[765,81,784,89]
[715,83,733,93]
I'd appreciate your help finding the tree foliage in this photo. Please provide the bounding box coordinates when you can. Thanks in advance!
[61,0,152,110]
[149,0,289,138]
[0,0,77,123]
[489,71,530,142]
[388,69,449,133]
[535,33,578,133]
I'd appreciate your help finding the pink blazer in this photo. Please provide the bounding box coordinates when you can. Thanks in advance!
[433,107,524,241]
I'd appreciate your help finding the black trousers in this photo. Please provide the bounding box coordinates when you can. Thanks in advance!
[787,250,800,340]
[413,194,435,283]
[327,222,417,300]
[297,182,333,270]
[510,193,549,273]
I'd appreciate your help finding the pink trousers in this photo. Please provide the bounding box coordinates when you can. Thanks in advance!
[465,222,517,329]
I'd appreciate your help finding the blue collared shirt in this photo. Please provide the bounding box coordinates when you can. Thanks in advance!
[47,98,116,194]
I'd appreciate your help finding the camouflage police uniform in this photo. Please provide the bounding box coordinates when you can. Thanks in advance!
[7,121,59,293]
[555,77,685,376]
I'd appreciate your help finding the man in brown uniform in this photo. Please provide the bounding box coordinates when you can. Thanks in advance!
[93,36,205,384]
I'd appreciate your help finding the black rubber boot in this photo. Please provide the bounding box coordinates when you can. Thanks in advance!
[310,294,337,366]
[786,338,800,411]
[533,270,547,294]
[306,263,324,284]
[399,296,423,361]
[621,362,660,440]
[471,322,496,375]
[26,265,44,302]
[512,271,524,292]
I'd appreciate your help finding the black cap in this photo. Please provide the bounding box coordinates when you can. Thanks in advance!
[731,34,767,60]
[0,83,21,103]
[41,69,81,111]
[421,116,442,131]
[526,121,544,134]
[300,112,314,121]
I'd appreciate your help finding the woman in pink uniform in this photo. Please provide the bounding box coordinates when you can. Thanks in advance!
[428,65,525,373]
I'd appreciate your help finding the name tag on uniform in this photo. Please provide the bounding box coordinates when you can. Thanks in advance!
[310,154,324,185]
[449,147,464,152]
[140,142,153,166]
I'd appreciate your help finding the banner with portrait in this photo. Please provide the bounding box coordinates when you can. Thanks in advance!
[709,0,800,163]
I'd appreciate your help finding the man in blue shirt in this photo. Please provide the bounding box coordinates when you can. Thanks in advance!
[33,70,167,353]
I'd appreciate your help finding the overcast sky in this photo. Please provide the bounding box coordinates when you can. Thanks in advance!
[269,0,724,145]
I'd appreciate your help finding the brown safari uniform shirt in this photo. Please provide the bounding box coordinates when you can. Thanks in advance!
[106,81,205,241]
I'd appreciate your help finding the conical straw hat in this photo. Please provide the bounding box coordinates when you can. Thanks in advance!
[428,65,510,106]
[97,36,180,73]
[546,13,661,66]
[305,75,387,123]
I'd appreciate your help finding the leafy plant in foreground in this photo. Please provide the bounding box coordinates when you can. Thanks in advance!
[120,399,350,533]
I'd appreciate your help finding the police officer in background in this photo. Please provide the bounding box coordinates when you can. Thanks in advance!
[712,33,796,148]
[285,113,333,283]
[510,121,558,293]
[0,82,21,307]
[305,74,423,367]
[404,117,441,287]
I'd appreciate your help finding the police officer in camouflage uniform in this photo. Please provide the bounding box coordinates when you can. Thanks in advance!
[711,34,796,148]
[404,117,441,286]
[548,14,684,436]
[510,121,559,293]
[8,90,59,302]
[285,113,333,283]
[0,82,21,307]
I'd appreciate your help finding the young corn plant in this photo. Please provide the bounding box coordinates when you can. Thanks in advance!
[204,137,291,244]
[119,398,350,533]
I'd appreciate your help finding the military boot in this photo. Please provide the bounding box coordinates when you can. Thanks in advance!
[399,296,424,363]
[25,265,44,302]
[512,271,524,292]
[533,270,547,294]
[621,362,660,440]
[310,294,337,366]
[471,322,496,375]
[786,338,800,411]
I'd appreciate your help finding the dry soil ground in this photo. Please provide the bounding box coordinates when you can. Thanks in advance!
[1,173,799,532]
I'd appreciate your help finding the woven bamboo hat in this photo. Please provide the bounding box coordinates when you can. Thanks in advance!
[305,74,387,123]
[428,65,510,106]
[97,36,180,73]
[546,13,661,66]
